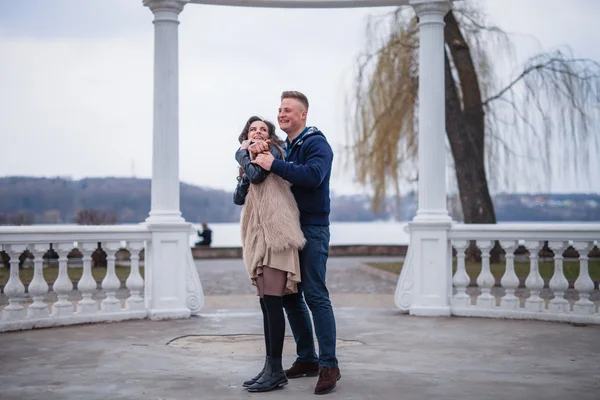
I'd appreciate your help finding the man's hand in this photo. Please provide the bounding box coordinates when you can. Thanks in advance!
[252,152,275,171]
[248,139,270,155]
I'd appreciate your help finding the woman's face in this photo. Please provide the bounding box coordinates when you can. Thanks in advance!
[248,120,269,142]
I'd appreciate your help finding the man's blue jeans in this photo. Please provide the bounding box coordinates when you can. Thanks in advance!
[282,225,338,368]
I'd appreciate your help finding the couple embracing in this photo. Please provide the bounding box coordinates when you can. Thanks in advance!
[233,91,340,395]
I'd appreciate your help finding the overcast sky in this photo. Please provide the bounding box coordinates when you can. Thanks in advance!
[1,0,599,196]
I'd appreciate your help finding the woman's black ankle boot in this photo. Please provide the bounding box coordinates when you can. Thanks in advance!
[247,357,288,392]
[243,356,270,388]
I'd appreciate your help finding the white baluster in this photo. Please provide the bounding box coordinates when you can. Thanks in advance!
[126,242,145,311]
[452,240,470,308]
[76,242,98,314]
[101,242,122,313]
[27,244,50,318]
[548,241,569,314]
[2,244,27,321]
[51,243,74,316]
[572,241,595,315]
[524,241,544,312]
[476,240,495,308]
[500,241,519,310]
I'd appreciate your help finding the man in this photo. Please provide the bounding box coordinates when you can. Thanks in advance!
[195,222,212,246]
[251,91,340,395]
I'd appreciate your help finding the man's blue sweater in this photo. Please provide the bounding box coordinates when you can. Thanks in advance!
[270,127,333,226]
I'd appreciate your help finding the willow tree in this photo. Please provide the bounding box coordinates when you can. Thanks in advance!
[349,2,600,223]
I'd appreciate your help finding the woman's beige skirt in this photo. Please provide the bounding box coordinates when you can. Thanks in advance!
[252,247,301,295]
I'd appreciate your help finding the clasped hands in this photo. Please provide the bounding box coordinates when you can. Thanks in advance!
[242,139,274,171]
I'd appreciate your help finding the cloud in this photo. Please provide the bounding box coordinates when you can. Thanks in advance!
[0,0,598,196]
[0,2,391,195]
[0,0,147,38]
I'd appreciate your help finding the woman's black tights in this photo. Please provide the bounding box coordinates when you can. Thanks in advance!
[256,267,287,360]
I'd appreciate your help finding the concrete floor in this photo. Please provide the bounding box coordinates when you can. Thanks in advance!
[1,302,599,400]
[1,257,599,399]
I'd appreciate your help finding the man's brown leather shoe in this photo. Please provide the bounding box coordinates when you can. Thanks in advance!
[314,366,341,395]
[284,361,319,378]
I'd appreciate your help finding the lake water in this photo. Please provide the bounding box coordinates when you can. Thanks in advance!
[191,220,600,248]
[191,221,410,247]
[23,221,594,249]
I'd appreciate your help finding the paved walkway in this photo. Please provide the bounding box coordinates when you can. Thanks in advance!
[1,306,599,400]
[196,256,398,297]
[1,257,600,399]
[0,256,399,306]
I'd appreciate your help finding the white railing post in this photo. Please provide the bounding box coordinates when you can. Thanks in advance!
[77,242,99,315]
[126,241,145,311]
[2,244,27,321]
[27,244,50,318]
[101,241,122,313]
[451,240,470,308]
[476,240,495,309]
[52,243,74,317]
[548,241,569,314]
[499,241,519,310]
[396,0,453,316]
[524,241,545,312]
[573,241,595,315]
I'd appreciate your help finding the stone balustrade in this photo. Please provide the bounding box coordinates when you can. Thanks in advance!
[0,225,152,332]
[449,223,600,324]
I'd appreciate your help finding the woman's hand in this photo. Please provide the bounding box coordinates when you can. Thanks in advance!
[240,140,251,150]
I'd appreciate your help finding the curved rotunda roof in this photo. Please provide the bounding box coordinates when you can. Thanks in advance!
[188,0,412,8]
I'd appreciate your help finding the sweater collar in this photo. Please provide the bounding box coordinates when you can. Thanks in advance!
[285,127,320,158]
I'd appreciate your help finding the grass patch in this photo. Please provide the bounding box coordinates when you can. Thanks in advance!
[366,260,600,281]
[0,266,145,286]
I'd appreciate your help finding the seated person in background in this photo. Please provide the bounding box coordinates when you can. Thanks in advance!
[196,222,212,246]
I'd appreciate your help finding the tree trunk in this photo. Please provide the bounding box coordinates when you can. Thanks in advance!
[443,12,498,262]
[443,12,496,225]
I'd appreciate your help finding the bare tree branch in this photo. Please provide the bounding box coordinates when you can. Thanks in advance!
[485,53,600,105]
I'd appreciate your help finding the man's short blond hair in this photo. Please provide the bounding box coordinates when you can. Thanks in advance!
[281,91,309,110]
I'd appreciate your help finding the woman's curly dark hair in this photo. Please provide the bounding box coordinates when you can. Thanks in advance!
[238,116,283,145]
[237,116,284,181]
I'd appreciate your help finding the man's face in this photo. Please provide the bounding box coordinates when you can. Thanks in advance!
[278,98,306,134]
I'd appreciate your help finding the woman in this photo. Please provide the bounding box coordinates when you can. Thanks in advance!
[233,116,305,393]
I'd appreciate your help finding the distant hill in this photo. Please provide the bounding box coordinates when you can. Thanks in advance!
[0,177,237,224]
[0,176,388,224]
[0,177,598,224]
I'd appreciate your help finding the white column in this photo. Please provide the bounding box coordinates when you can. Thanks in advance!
[144,0,186,224]
[143,0,204,319]
[395,0,452,316]
[412,0,452,222]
